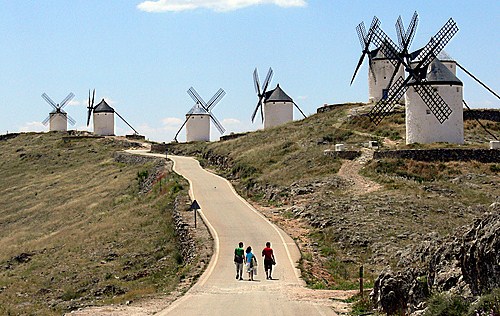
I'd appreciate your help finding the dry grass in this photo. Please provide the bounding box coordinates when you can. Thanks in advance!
[165,105,500,290]
[0,132,189,315]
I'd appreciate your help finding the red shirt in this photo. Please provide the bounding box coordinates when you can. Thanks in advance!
[262,247,273,260]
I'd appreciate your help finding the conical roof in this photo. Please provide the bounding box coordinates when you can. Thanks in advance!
[186,102,209,115]
[264,84,293,103]
[408,58,462,86]
[94,99,115,113]
[370,43,398,60]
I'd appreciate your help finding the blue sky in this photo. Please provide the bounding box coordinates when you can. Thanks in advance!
[1,0,498,142]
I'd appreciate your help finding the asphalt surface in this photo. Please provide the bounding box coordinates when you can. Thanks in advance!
[131,152,336,316]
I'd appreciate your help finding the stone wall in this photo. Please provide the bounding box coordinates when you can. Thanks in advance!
[0,133,20,141]
[323,149,361,160]
[463,109,500,122]
[373,149,500,163]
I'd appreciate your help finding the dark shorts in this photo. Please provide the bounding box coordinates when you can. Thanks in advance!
[264,259,274,270]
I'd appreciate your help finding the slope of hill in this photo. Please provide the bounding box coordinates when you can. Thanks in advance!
[165,104,500,292]
[0,133,193,315]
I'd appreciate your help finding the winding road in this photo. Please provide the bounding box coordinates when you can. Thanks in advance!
[133,152,337,315]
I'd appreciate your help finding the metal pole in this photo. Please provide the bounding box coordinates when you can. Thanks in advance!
[360,265,364,298]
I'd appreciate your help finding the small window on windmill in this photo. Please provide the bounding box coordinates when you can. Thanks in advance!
[382,89,389,100]
[426,109,431,115]
[433,87,438,92]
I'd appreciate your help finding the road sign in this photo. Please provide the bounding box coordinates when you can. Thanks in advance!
[191,200,201,210]
[190,200,200,228]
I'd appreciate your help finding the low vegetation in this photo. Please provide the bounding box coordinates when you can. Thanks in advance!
[166,104,500,294]
[0,133,189,315]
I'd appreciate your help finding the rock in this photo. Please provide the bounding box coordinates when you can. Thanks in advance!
[370,210,500,314]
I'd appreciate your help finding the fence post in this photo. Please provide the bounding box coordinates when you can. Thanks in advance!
[360,265,364,298]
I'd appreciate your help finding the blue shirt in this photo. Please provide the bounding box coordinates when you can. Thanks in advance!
[246,252,254,264]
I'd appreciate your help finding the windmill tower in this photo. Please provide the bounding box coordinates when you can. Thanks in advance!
[368,47,405,103]
[87,90,140,136]
[174,87,226,142]
[406,58,463,144]
[41,93,76,132]
[252,67,306,129]
[93,99,115,136]
[366,15,462,144]
[351,13,418,104]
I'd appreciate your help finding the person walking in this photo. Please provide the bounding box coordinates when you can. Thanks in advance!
[262,241,276,280]
[245,246,256,281]
[234,242,244,280]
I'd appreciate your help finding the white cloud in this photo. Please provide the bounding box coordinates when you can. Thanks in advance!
[19,121,47,133]
[137,0,307,13]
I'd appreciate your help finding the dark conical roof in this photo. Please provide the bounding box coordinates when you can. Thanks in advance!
[186,102,209,115]
[264,84,293,103]
[408,58,462,86]
[94,99,115,113]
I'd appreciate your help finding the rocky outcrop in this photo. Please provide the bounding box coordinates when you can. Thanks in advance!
[371,203,500,314]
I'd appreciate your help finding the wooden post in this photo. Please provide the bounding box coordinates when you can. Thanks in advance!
[194,208,197,228]
[360,265,364,298]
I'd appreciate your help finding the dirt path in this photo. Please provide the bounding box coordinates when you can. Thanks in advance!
[337,148,382,195]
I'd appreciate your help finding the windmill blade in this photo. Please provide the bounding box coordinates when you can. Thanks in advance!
[187,87,207,109]
[414,18,458,70]
[41,93,58,110]
[251,100,262,123]
[351,17,380,85]
[209,113,225,134]
[253,68,261,96]
[260,101,264,123]
[413,83,453,124]
[293,102,307,119]
[262,67,274,94]
[396,16,405,49]
[87,89,95,126]
[456,62,500,100]
[368,56,377,84]
[405,11,419,48]
[173,116,190,142]
[42,115,51,126]
[206,88,226,111]
[67,114,76,126]
[59,92,75,109]
[115,111,139,135]
[371,25,400,66]
[368,76,409,125]
[356,21,367,48]
[350,51,368,85]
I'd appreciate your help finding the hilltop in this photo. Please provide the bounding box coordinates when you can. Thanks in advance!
[0,133,211,315]
[164,104,500,307]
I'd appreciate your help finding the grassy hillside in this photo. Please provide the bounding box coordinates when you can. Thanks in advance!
[167,104,500,290]
[0,133,189,315]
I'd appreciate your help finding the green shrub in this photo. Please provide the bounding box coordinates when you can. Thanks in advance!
[424,293,469,316]
[467,288,500,316]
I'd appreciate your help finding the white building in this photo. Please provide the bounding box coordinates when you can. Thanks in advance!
[186,103,210,142]
[405,57,464,144]
[49,112,67,132]
[263,84,294,129]
[93,99,115,136]
[368,47,405,103]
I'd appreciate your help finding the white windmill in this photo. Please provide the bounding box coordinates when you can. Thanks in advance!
[41,92,76,132]
[86,89,139,136]
[351,13,418,104]
[252,67,306,129]
[174,87,226,142]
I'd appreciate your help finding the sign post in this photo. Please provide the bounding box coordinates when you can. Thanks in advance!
[190,200,201,228]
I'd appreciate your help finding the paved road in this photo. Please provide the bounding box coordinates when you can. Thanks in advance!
[130,151,336,315]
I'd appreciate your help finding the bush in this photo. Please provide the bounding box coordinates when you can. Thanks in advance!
[468,288,500,316]
[423,293,470,316]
